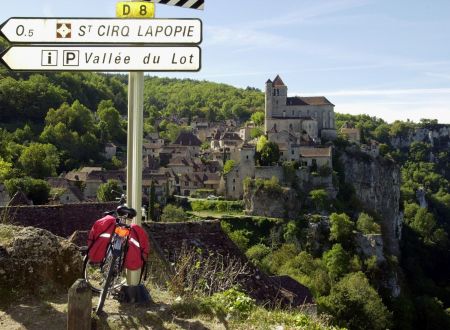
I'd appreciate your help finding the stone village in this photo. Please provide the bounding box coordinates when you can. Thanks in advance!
[0,75,373,210]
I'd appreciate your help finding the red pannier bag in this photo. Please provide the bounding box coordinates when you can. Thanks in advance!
[124,224,150,270]
[87,215,116,263]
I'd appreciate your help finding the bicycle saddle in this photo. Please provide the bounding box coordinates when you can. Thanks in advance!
[116,205,137,218]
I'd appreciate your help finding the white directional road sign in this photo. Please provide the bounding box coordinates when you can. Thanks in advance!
[0,46,201,71]
[0,18,202,44]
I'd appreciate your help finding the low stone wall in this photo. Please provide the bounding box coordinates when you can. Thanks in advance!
[0,202,116,238]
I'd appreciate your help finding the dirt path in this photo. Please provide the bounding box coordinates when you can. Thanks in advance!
[0,292,225,330]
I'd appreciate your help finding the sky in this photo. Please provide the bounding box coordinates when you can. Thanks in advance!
[1,0,450,123]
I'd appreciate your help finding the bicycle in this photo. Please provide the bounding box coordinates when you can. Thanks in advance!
[82,195,137,314]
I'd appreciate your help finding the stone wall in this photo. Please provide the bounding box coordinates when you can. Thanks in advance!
[0,202,116,238]
[255,166,284,181]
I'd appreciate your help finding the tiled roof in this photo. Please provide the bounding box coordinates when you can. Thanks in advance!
[299,146,332,158]
[221,132,242,141]
[287,96,334,106]
[272,75,285,87]
[8,190,32,206]
[174,132,202,147]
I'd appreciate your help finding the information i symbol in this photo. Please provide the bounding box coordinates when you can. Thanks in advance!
[41,50,58,66]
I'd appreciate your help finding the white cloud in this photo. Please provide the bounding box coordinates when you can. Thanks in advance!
[336,102,450,124]
[301,87,450,97]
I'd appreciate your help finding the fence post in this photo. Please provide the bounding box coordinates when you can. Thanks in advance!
[67,279,92,330]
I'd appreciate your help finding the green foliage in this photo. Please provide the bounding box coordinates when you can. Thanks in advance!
[389,120,415,138]
[143,76,264,123]
[96,179,123,202]
[223,159,235,175]
[18,143,59,179]
[159,123,190,143]
[244,177,283,196]
[0,158,13,182]
[258,141,280,166]
[190,200,244,213]
[96,100,126,143]
[356,213,381,234]
[409,141,432,162]
[250,111,264,126]
[309,189,329,211]
[322,244,349,280]
[250,127,263,139]
[4,177,50,205]
[228,229,251,251]
[329,213,354,244]
[208,288,255,320]
[263,243,299,274]
[320,272,392,330]
[161,204,188,222]
[245,244,271,268]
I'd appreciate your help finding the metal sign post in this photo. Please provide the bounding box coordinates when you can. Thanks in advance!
[120,0,154,288]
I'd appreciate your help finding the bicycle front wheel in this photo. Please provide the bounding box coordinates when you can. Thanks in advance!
[96,253,118,314]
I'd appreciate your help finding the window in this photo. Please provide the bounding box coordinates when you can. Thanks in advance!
[185,182,188,186]
[233,179,235,183]
[291,150,294,155]
[233,186,235,191]
[246,155,249,159]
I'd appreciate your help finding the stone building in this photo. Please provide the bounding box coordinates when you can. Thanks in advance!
[265,75,336,140]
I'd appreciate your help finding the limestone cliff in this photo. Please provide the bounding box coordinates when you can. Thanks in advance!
[339,150,402,256]
[244,184,301,219]
[390,125,450,149]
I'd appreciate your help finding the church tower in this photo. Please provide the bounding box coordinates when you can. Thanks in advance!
[265,75,288,132]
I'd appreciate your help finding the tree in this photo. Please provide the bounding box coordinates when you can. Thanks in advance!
[309,189,329,210]
[322,243,349,280]
[356,213,381,234]
[161,204,187,222]
[409,141,432,162]
[18,143,59,179]
[320,272,392,330]
[4,177,50,205]
[329,213,354,244]
[149,181,156,221]
[0,158,13,182]
[250,111,265,126]
[97,179,123,202]
[97,100,126,143]
[223,160,235,175]
[259,141,280,165]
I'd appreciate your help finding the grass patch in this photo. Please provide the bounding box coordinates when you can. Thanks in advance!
[0,224,16,246]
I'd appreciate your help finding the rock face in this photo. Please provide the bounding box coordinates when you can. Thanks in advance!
[355,233,386,265]
[390,125,450,149]
[0,225,82,295]
[340,151,402,256]
[244,185,301,219]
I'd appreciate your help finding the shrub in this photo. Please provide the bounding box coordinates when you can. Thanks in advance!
[245,244,271,268]
[208,288,255,320]
[190,200,244,213]
[161,204,187,222]
[322,243,349,280]
[356,213,381,234]
[329,213,354,244]
[228,229,251,251]
[319,272,392,330]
